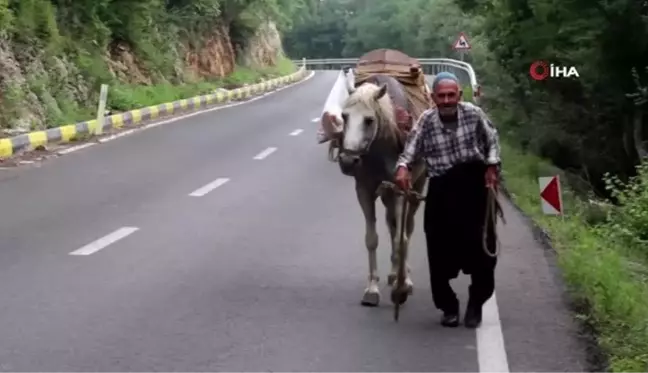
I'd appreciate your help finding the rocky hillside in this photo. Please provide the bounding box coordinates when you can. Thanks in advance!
[0,0,303,136]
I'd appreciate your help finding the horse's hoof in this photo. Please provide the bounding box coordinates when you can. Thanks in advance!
[361,289,380,307]
[404,279,414,295]
[391,289,409,305]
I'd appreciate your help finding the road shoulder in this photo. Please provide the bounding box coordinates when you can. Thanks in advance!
[495,195,594,372]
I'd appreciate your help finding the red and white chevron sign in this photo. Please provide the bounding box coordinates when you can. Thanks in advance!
[539,175,563,215]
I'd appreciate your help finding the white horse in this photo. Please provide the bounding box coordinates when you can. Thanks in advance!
[323,74,427,306]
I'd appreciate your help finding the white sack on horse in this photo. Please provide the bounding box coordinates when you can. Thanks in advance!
[316,70,353,144]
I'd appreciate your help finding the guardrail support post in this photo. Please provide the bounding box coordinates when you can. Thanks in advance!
[95,84,108,135]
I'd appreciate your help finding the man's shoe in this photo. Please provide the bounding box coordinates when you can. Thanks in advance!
[441,311,460,327]
[464,305,482,329]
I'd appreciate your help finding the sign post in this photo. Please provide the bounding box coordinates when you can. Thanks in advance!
[95,84,109,135]
[452,32,471,61]
[539,175,564,216]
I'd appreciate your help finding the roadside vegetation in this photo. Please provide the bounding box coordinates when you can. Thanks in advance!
[0,0,310,133]
[282,0,648,370]
[108,57,297,112]
[501,142,648,371]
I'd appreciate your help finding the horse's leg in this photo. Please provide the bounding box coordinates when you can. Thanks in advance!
[357,181,380,307]
[384,193,398,286]
[402,198,421,291]
[403,174,426,288]
[386,194,414,294]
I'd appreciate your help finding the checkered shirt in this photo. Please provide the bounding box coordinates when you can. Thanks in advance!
[397,102,501,178]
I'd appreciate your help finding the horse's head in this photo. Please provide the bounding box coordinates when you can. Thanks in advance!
[334,82,397,173]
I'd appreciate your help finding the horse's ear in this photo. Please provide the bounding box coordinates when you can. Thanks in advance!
[374,84,387,100]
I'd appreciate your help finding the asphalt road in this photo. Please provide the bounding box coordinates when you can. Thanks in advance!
[0,71,590,372]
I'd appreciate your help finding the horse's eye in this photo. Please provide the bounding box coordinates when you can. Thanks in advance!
[364,117,373,126]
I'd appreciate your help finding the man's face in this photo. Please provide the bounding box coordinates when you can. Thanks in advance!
[432,79,461,117]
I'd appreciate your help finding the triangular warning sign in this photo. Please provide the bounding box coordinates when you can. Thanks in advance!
[453,33,471,50]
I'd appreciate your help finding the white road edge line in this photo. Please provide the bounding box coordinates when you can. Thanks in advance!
[59,70,317,155]
[189,177,230,197]
[69,227,139,256]
[253,147,277,160]
[477,292,510,372]
[98,128,137,143]
[289,129,303,136]
[57,142,96,155]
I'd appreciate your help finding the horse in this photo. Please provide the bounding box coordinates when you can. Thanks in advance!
[322,73,427,306]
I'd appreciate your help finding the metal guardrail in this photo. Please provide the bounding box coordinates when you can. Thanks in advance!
[292,57,481,102]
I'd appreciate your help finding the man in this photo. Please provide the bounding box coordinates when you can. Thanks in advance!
[394,72,501,329]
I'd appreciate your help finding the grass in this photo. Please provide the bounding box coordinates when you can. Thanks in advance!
[499,141,648,372]
[1,56,298,140]
[12,57,299,131]
[108,57,298,113]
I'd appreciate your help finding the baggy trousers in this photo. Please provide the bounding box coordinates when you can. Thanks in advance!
[423,161,498,313]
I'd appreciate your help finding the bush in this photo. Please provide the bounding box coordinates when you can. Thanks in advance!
[604,162,648,252]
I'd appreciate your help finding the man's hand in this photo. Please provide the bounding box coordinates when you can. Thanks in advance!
[395,165,411,190]
[485,165,498,189]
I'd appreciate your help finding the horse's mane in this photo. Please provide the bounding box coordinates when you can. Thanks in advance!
[343,78,402,145]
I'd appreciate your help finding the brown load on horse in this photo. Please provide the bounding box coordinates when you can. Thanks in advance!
[353,49,433,133]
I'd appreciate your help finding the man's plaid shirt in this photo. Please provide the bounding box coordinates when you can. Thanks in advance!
[397,102,501,178]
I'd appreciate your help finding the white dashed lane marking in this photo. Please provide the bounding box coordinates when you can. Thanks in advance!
[188,177,230,197]
[289,129,303,136]
[69,227,139,256]
[253,147,277,160]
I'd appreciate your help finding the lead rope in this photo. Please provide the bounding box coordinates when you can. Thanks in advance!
[375,181,425,322]
[483,186,505,258]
